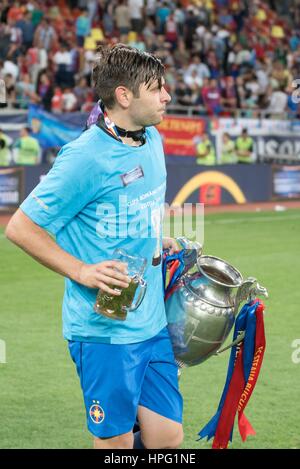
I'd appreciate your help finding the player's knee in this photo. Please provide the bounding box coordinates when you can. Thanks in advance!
[143,426,184,449]
[166,427,184,449]
[94,432,133,449]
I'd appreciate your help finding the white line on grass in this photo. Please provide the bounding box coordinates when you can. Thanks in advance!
[1,214,299,239]
[204,214,300,225]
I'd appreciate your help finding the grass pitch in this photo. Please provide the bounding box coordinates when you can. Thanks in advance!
[0,209,300,449]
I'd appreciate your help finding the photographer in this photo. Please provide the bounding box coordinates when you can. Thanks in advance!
[0,127,12,166]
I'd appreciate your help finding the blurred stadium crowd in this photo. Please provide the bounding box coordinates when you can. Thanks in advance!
[1,0,300,117]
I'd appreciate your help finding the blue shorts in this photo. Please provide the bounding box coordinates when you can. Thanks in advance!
[68,327,183,438]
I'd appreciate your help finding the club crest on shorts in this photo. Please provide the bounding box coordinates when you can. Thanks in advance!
[89,400,105,424]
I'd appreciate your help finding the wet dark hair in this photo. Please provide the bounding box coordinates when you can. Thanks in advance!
[92,44,165,109]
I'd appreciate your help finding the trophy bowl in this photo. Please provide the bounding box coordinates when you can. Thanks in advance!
[165,254,267,368]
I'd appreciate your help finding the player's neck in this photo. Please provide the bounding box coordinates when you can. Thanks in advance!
[105,108,142,132]
[105,108,144,146]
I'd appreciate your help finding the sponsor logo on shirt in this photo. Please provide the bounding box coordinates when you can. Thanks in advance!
[121,166,144,186]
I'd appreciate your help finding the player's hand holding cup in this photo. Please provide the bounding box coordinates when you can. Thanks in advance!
[94,249,148,321]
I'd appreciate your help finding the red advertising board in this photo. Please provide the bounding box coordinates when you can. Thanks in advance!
[157,116,205,157]
[199,184,221,205]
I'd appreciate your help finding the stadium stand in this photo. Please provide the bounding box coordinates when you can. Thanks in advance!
[0,0,299,118]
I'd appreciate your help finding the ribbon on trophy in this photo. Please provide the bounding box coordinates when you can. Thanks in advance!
[198,299,266,449]
[163,247,199,301]
[163,250,185,300]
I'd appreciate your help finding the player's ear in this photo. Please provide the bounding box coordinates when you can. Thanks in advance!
[114,86,132,109]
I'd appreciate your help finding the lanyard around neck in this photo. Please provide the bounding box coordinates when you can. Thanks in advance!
[103,110,124,143]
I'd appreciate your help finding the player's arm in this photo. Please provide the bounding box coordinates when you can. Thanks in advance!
[5,209,130,295]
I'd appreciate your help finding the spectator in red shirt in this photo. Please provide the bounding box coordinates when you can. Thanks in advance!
[7,2,23,23]
[165,13,178,51]
[51,86,63,113]
[220,76,238,110]
[202,78,222,115]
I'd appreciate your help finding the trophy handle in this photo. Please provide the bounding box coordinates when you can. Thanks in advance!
[129,278,147,311]
[216,280,268,355]
[176,237,203,257]
[234,277,268,316]
[215,331,245,355]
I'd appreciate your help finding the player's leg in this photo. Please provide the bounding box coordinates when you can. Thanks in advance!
[137,327,184,449]
[94,431,133,449]
[137,406,183,449]
[68,340,149,449]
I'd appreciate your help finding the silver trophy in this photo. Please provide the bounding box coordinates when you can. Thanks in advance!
[165,241,268,368]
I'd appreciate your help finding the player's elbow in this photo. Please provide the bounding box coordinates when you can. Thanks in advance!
[5,217,19,244]
[5,209,27,245]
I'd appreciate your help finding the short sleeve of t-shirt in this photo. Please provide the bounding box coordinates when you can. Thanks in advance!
[20,144,99,235]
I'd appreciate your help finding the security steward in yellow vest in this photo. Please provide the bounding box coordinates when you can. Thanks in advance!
[196,133,216,165]
[220,132,237,164]
[236,128,254,164]
[13,127,41,165]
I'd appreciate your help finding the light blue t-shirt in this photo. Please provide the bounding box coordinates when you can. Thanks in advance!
[20,124,167,344]
[76,16,91,37]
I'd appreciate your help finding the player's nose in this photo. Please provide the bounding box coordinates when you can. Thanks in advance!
[161,87,171,104]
